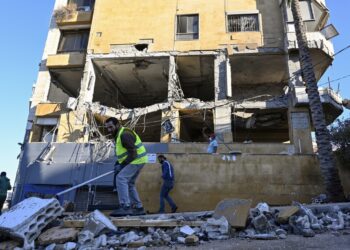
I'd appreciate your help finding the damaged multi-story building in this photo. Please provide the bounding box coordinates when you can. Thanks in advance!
[13,0,349,212]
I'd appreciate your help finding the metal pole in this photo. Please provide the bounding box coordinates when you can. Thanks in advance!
[56,170,114,197]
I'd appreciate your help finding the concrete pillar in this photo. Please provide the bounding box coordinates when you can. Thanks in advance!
[214,52,232,100]
[214,106,232,143]
[75,57,96,126]
[168,55,183,102]
[287,53,313,154]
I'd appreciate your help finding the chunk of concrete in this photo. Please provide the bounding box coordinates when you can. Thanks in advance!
[78,230,94,245]
[256,203,270,214]
[38,227,79,245]
[44,243,56,250]
[0,197,63,249]
[214,199,252,228]
[185,235,199,246]
[177,236,186,244]
[252,214,270,234]
[84,210,117,236]
[120,231,141,246]
[0,240,21,250]
[277,206,299,224]
[180,225,195,236]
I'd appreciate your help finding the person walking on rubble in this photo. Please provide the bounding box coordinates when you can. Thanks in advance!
[105,117,148,217]
[157,155,177,213]
[0,172,11,215]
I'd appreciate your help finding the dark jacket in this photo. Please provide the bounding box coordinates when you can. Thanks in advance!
[161,160,175,181]
[0,176,11,197]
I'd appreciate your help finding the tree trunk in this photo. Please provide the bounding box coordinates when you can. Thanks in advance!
[290,0,345,201]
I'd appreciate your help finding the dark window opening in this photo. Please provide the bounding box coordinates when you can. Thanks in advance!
[227,14,259,32]
[176,14,199,40]
[179,110,214,142]
[68,0,95,11]
[58,30,89,53]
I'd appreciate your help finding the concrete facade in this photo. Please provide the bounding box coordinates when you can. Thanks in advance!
[14,0,348,211]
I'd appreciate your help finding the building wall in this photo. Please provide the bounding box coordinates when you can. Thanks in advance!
[89,0,269,53]
[138,154,324,212]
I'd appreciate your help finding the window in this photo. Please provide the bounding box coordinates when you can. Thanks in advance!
[176,14,199,40]
[68,0,95,10]
[227,14,259,32]
[287,0,314,21]
[58,30,89,53]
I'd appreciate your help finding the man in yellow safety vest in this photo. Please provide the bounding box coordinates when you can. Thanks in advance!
[105,117,148,217]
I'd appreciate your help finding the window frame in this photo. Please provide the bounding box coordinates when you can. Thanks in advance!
[175,14,200,41]
[286,0,315,22]
[226,11,261,33]
[57,29,90,54]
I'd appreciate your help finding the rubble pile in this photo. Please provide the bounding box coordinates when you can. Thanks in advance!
[0,199,349,249]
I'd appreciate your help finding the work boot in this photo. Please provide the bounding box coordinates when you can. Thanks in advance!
[171,206,178,213]
[110,205,133,217]
[133,206,146,216]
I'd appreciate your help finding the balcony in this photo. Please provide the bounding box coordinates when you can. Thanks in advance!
[46,52,85,68]
[287,32,334,57]
[54,2,93,28]
[293,87,343,124]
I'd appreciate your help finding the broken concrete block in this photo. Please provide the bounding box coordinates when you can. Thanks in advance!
[180,225,195,236]
[214,199,252,228]
[247,233,278,240]
[128,240,145,248]
[185,235,199,246]
[62,242,76,250]
[204,216,229,235]
[44,243,56,250]
[0,240,21,250]
[38,227,79,245]
[78,230,94,245]
[120,231,141,246]
[256,202,270,214]
[252,214,270,234]
[177,236,186,244]
[84,210,117,236]
[95,234,107,247]
[277,206,299,224]
[0,197,63,249]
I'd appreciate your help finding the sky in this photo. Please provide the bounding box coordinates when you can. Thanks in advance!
[0,1,349,185]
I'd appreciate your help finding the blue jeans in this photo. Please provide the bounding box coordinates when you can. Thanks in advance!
[159,180,177,212]
[115,163,144,208]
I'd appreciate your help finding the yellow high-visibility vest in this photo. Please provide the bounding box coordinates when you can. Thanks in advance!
[116,127,148,165]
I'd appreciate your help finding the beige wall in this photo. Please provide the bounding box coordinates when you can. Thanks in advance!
[89,0,264,53]
[137,154,324,212]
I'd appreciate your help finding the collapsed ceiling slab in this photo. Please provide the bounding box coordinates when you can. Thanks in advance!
[49,68,84,97]
[92,57,170,109]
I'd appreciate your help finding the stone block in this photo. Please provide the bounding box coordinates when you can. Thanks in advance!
[180,225,195,236]
[252,214,270,234]
[0,197,63,249]
[185,235,199,246]
[277,206,299,224]
[38,227,79,246]
[214,199,252,228]
[84,210,117,236]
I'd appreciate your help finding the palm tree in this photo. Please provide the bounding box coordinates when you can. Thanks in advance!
[287,0,345,201]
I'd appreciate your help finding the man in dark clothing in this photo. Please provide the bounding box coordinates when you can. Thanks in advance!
[105,117,148,217]
[0,172,11,215]
[157,155,177,213]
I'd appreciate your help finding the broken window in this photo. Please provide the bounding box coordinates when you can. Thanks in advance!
[30,118,59,143]
[287,0,314,21]
[227,14,259,32]
[68,0,95,11]
[176,14,199,40]
[58,30,89,53]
